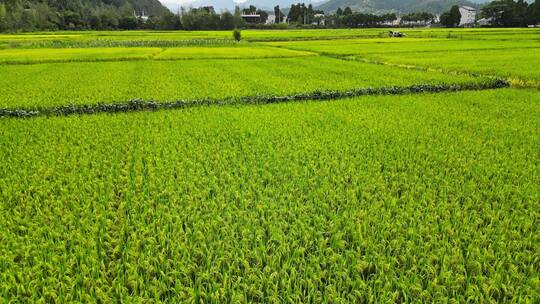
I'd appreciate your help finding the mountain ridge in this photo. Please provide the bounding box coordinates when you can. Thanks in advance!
[0,0,169,31]
[3,0,169,16]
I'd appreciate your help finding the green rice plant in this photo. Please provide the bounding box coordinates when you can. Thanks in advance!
[154,46,315,60]
[0,28,538,303]
[6,39,240,49]
[0,89,538,302]
[261,35,540,86]
[0,80,509,118]
[262,38,540,56]
[0,29,538,47]
[0,45,313,65]
[0,56,484,109]
[405,28,540,40]
[360,48,540,86]
[241,28,388,41]
[0,47,162,64]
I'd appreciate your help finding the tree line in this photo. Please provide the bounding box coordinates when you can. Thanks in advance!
[481,0,540,27]
[0,0,172,31]
[0,2,250,31]
[330,8,398,27]
[1,0,539,32]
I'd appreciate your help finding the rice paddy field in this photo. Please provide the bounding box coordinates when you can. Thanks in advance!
[0,28,539,302]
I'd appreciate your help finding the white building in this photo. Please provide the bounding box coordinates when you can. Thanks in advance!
[313,13,325,25]
[241,14,261,23]
[478,17,493,26]
[459,6,477,26]
[266,15,276,24]
[134,10,149,22]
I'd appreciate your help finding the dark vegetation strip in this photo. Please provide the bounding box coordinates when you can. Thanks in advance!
[1,39,240,49]
[0,80,509,119]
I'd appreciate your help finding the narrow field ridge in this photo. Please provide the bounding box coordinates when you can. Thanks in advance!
[0,80,509,119]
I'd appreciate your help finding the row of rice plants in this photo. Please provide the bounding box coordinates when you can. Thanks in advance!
[0,46,315,65]
[406,28,540,40]
[0,56,484,109]
[0,29,387,45]
[360,48,540,86]
[262,37,540,87]
[1,89,538,302]
[154,46,315,60]
[3,39,240,49]
[261,38,540,56]
[0,47,162,64]
[1,29,537,47]
[0,80,509,118]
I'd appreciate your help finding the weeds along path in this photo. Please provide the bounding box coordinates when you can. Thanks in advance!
[0,81,509,119]
[0,55,493,112]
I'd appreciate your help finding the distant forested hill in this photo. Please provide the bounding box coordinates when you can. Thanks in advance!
[316,0,479,14]
[0,0,169,31]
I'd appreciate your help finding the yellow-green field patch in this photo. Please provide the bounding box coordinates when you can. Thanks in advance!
[0,47,162,64]
[155,46,315,60]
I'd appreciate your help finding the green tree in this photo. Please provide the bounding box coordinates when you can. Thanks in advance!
[119,16,139,29]
[527,0,540,25]
[20,8,36,31]
[220,11,235,29]
[402,12,435,23]
[99,11,119,29]
[34,3,56,30]
[274,5,282,24]
[440,5,461,27]
[0,4,7,31]
[89,14,101,29]
[256,9,268,24]
[155,12,181,30]
[233,28,241,41]
[343,7,352,16]
[63,11,83,29]
[482,0,530,27]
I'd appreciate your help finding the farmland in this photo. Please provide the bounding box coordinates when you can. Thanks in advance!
[0,28,539,302]
[0,56,489,109]
[263,34,540,87]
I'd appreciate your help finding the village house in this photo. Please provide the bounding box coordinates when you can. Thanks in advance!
[241,13,261,23]
[477,17,493,26]
[134,10,149,22]
[459,6,477,27]
[266,15,276,24]
[312,13,325,25]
